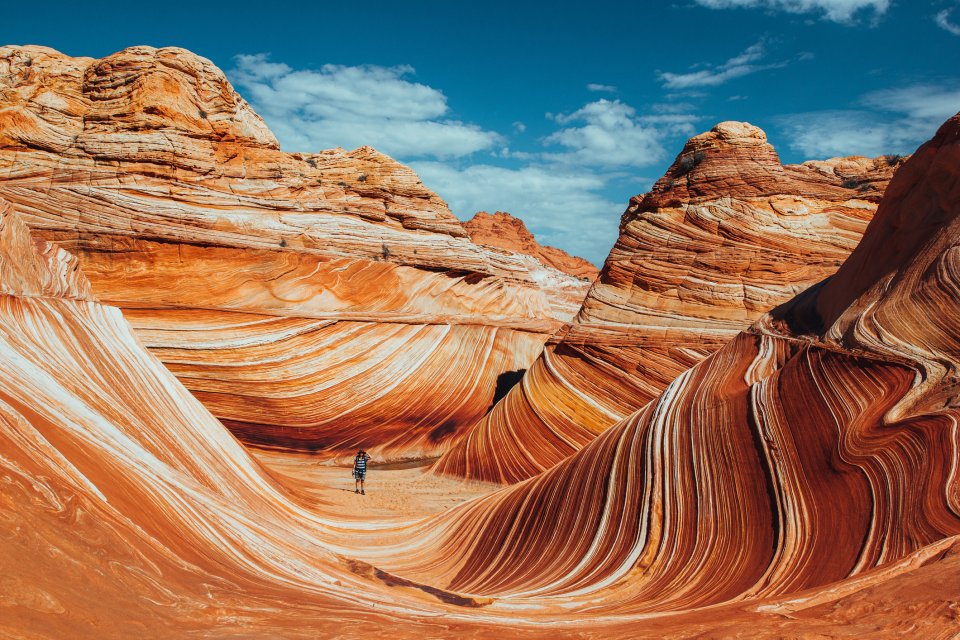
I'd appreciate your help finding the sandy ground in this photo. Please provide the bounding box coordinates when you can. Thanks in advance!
[251,449,501,522]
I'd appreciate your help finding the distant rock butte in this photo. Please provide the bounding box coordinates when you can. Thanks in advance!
[436,121,907,483]
[463,210,595,320]
[0,44,587,460]
[464,211,600,280]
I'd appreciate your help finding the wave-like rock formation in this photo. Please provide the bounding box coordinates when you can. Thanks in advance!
[3,106,959,635]
[374,114,960,623]
[0,200,510,636]
[0,44,586,460]
[437,121,905,483]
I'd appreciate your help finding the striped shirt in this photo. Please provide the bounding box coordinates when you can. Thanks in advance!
[354,455,368,472]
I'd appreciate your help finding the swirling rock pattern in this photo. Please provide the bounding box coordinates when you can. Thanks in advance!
[0,201,504,637]
[437,121,906,483]
[0,45,587,460]
[374,114,960,619]
[3,112,958,637]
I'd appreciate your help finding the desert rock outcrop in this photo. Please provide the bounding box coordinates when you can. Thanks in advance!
[2,112,958,633]
[464,210,600,280]
[464,210,596,321]
[380,114,960,621]
[436,121,906,482]
[0,44,585,460]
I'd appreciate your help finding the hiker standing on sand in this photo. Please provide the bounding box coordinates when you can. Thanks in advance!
[353,449,370,495]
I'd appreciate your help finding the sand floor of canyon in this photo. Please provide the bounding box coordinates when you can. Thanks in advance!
[253,451,499,522]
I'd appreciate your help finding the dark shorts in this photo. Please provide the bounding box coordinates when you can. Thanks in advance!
[353,470,366,480]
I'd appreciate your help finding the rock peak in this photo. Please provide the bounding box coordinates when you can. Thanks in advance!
[683,121,772,156]
[0,44,280,154]
[640,120,901,209]
[710,120,768,142]
[464,211,599,280]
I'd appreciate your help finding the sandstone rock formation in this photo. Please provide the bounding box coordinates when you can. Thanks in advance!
[464,211,600,280]
[3,107,959,636]
[0,200,501,637]
[436,121,906,483]
[464,210,596,321]
[375,113,960,622]
[0,44,584,461]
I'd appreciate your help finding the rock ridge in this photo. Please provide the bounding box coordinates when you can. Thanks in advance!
[436,120,905,483]
[464,211,600,280]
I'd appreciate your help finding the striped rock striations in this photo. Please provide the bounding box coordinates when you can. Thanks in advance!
[0,200,513,637]
[376,114,960,621]
[0,44,583,460]
[3,118,959,633]
[436,121,905,483]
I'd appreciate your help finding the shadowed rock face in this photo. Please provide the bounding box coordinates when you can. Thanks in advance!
[1,113,957,638]
[0,44,590,461]
[382,114,960,615]
[436,121,906,483]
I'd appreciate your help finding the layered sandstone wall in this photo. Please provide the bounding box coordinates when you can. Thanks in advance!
[0,44,584,460]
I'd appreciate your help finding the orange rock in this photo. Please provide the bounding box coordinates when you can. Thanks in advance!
[436,122,907,483]
[0,104,958,638]
[384,114,960,626]
[0,44,587,461]
[0,199,91,300]
[464,211,600,281]
[0,200,502,636]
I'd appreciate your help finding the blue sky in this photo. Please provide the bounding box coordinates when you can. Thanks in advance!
[5,0,960,264]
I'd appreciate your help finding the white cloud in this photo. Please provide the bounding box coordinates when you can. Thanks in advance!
[228,55,705,267]
[411,161,624,264]
[658,41,786,90]
[419,99,700,262]
[587,83,617,92]
[542,99,698,167]
[230,54,501,159]
[777,84,960,158]
[692,0,889,24]
[861,85,960,123]
[777,110,899,158]
[653,101,698,114]
[936,9,960,36]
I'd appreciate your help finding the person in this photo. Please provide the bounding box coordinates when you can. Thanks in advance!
[352,449,370,495]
